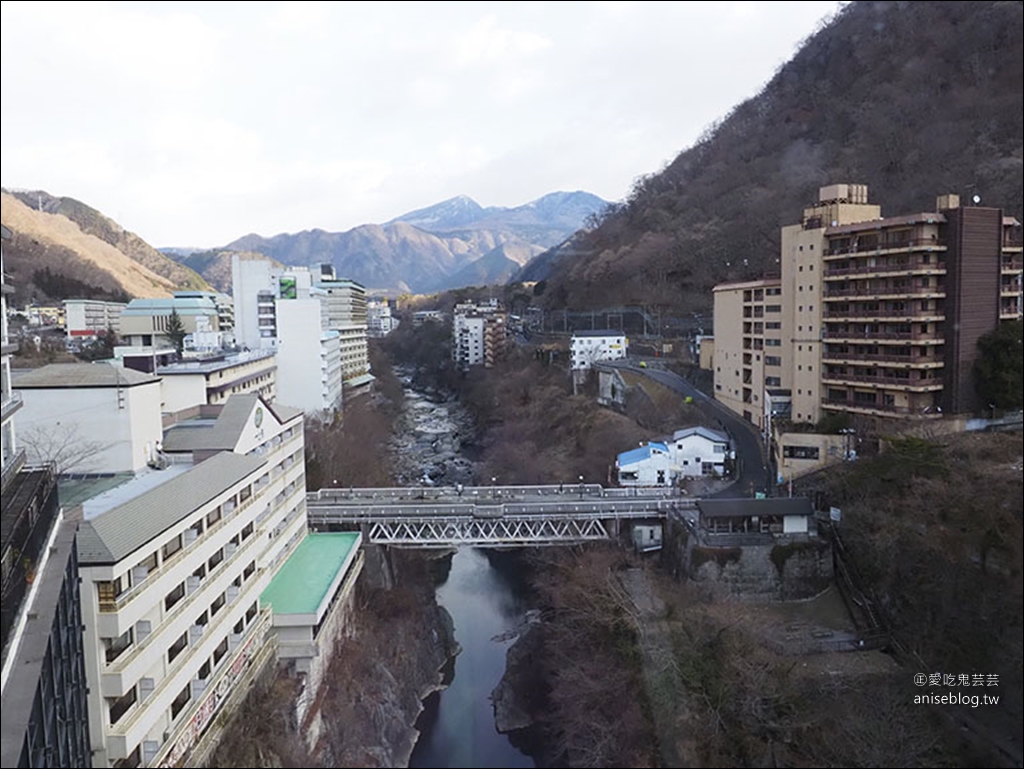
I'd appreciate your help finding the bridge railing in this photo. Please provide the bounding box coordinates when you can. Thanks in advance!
[307,483,682,503]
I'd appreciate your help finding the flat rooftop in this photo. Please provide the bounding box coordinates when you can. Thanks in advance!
[157,349,276,376]
[261,532,361,621]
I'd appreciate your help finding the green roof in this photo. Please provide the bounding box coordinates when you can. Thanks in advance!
[261,532,360,617]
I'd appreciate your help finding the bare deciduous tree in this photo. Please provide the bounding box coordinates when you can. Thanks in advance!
[19,422,112,474]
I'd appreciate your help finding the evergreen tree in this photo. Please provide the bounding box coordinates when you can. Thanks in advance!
[166,307,187,357]
[974,319,1023,411]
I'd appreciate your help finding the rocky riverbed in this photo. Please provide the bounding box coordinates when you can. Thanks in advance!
[389,367,477,487]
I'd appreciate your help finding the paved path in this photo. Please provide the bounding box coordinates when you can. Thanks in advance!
[608,360,773,497]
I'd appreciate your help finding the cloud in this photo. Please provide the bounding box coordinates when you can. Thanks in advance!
[1,0,844,246]
[453,13,553,67]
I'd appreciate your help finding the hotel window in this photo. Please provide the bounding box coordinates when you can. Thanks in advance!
[171,685,191,720]
[165,582,186,612]
[168,632,187,664]
[109,686,138,726]
[163,534,183,561]
[105,628,134,664]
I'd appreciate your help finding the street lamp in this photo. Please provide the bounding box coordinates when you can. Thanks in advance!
[578,475,585,499]
[492,476,498,498]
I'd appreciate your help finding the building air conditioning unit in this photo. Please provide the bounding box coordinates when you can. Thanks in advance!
[142,741,160,764]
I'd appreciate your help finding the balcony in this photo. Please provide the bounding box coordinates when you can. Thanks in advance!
[97,488,261,621]
[821,372,943,390]
[822,308,944,321]
[825,238,946,257]
[1,390,23,422]
[823,284,945,299]
[822,329,942,342]
[154,608,275,767]
[824,261,944,277]
[822,351,944,366]
[821,398,943,418]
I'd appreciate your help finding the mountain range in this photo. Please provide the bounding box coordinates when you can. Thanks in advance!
[187,190,609,294]
[0,190,209,306]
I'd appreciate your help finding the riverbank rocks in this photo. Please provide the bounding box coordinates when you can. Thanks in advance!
[491,610,545,734]
[390,374,477,487]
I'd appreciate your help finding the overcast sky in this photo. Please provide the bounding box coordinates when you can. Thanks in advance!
[1,1,842,248]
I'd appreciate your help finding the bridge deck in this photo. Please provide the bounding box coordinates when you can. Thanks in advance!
[307,485,695,546]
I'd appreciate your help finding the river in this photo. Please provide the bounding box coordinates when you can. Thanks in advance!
[409,548,535,769]
[389,369,536,767]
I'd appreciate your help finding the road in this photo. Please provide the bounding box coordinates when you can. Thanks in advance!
[606,359,773,497]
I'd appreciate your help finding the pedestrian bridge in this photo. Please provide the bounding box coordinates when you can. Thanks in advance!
[306,484,694,547]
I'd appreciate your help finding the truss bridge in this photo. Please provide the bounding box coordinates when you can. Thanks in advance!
[306,484,695,547]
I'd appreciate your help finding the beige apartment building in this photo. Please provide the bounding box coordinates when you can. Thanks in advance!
[713,184,1023,428]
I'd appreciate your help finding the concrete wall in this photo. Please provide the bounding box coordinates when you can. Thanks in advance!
[685,535,833,601]
[15,382,162,473]
[275,300,328,413]
[775,431,846,481]
[161,374,208,415]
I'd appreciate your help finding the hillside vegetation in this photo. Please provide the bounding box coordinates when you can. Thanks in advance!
[11,190,209,292]
[528,0,1024,314]
[1,191,183,303]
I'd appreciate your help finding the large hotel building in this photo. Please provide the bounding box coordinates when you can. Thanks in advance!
[713,184,1023,428]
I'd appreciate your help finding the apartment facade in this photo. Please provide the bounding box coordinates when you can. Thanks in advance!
[65,299,126,341]
[713,184,1023,426]
[711,278,783,428]
[157,350,277,414]
[77,395,307,767]
[14,363,164,474]
[231,256,343,415]
[314,268,371,389]
[452,301,508,370]
[2,226,92,768]
[366,299,397,338]
[570,330,628,371]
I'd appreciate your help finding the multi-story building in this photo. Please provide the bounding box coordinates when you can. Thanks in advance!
[366,299,397,338]
[231,256,343,415]
[711,278,783,428]
[570,330,628,371]
[118,295,223,351]
[452,301,508,370]
[157,350,277,415]
[2,225,92,769]
[64,299,126,342]
[2,230,20,482]
[14,363,164,475]
[172,291,235,347]
[314,266,373,393]
[713,184,1023,426]
[75,395,306,767]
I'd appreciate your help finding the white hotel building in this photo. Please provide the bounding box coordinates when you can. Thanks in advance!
[75,395,308,767]
[231,255,343,415]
